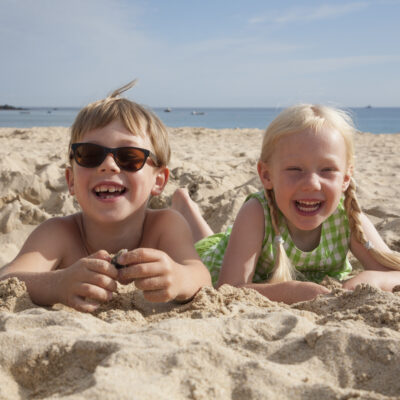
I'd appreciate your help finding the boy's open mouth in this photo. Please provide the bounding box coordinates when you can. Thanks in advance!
[93,184,126,199]
[295,200,323,213]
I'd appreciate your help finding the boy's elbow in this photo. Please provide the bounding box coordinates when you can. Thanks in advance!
[0,265,14,280]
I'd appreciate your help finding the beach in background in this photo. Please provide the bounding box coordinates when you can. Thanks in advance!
[1,126,400,399]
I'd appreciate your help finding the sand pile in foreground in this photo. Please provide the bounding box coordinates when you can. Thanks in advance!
[1,126,400,399]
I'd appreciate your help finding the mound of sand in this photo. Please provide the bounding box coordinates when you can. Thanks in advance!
[1,126,400,399]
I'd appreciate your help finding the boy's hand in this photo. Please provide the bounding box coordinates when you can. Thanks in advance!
[116,248,183,302]
[58,250,118,312]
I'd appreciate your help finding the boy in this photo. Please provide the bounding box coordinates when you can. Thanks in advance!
[0,81,211,312]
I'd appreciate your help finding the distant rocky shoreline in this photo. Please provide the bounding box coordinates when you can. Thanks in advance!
[0,104,27,111]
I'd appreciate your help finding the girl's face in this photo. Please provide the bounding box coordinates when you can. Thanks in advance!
[66,119,168,225]
[258,127,352,239]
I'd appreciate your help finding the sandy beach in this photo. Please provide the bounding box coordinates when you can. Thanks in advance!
[1,126,400,399]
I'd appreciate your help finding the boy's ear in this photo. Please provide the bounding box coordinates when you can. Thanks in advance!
[65,167,75,195]
[257,161,273,190]
[151,167,169,196]
[342,164,353,192]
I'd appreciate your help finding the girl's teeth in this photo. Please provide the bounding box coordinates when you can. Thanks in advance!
[296,201,321,212]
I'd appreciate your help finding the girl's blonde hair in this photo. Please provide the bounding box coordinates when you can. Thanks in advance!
[69,80,170,167]
[260,104,400,283]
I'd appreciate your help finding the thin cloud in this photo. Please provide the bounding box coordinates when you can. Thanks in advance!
[249,2,369,25]
[270,54,400,75]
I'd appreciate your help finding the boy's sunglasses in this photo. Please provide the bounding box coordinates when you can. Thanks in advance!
[70,142,160,172]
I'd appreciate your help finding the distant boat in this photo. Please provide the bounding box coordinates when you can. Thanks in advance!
[366,105,372,109]
[164,107,172,112]
[191,111,205,115]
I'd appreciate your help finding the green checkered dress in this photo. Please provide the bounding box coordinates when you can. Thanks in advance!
[196,190,352,285]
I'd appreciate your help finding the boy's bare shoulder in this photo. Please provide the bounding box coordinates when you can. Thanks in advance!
[143,208,189,241]
[24,214,82,253]
[35,214,80,234]
[145,208,185,226]
[142,208,195,250]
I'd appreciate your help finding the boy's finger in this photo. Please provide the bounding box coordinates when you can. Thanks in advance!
[86,259,118,279]
[87,249,112,262]
[69,296,100,313]
[134,275,170,291]
[142,288,173,303]
[88,271,118,292]
[118,262,166,281]
[78,283,113,303]
[118,248,163,266]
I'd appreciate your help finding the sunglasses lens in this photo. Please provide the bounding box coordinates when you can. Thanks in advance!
[116,148,147,171]
[74,143,105,167]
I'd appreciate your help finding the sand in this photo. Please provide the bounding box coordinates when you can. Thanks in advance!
[1,126,400,399]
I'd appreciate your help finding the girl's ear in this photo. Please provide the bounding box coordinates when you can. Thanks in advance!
[151,167,169,196]
[65,167,75,195]
[257,161,273,190]
[342,165,353,192]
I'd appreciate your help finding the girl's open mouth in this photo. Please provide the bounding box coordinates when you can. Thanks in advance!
[294,200,323,215]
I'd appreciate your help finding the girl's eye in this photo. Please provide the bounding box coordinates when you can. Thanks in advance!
[321,167,336,172]
[286,167,301,171]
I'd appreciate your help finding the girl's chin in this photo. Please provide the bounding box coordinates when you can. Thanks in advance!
[288,215,325,233]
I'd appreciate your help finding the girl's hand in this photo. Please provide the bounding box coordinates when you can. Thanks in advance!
[116,248,184,302]
[280,281,331,304]
[57,250,118,312]
[247,280,331,304]
[342,270,400,292]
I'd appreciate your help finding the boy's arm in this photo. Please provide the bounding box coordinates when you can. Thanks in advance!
[1,218,118,311]
[118,210,211,302]
[216,199,330,304]
[1,219,68,272]
[343,212,400,291]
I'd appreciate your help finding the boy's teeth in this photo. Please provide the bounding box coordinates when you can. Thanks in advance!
[95,185,123,193]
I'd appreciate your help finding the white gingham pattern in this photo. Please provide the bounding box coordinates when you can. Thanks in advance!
[196,190,352,285]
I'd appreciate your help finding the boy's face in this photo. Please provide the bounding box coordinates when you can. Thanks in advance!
[66,119,168,224]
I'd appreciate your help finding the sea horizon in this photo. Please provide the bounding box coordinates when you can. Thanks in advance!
[1,106,399,134]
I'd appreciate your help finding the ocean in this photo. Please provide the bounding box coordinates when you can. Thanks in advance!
[0,107,399,134]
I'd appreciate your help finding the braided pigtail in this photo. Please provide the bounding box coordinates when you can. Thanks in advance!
[344,178,400,270]
[265,189,297,283]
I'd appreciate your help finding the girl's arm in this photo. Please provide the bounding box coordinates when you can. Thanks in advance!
[217,199,329,304]
[117,209,212,303]
[344,212,400,291]
[217,199,265,286]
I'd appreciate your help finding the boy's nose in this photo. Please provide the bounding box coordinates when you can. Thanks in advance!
[98,153,120,172]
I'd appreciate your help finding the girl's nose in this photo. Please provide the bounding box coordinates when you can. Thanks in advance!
[302,172,321,191]
[98,153,121,173]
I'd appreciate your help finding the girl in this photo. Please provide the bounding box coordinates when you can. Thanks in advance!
[172,104,400,304]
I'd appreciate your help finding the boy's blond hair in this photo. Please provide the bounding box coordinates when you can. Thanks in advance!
[260,104,400,284]
[69,80,170,167]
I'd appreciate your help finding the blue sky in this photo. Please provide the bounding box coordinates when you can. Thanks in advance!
[1,0,400,107]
